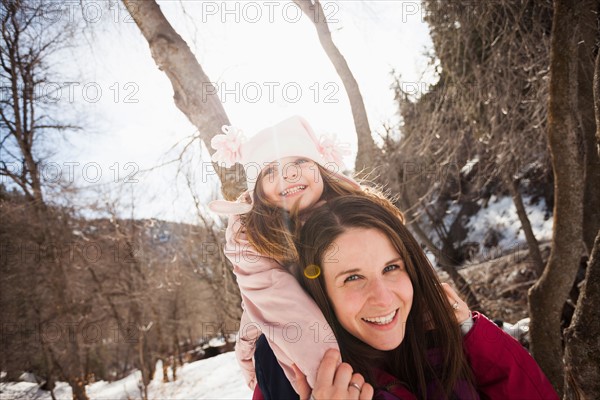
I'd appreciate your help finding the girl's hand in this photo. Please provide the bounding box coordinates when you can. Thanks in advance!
[441,283,471,324]
[292,364,312,400]
[294,349,374,400]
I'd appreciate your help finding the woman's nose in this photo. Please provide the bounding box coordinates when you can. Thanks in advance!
[368,278,394,307]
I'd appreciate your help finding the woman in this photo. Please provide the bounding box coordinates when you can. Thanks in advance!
[290,195,557,400]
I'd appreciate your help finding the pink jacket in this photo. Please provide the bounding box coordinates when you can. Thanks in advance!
[225,214,339,392]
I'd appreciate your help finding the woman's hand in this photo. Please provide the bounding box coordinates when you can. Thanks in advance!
[441,282,471,324]
[293,349,374,400]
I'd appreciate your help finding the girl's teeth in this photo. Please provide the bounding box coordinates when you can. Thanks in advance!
[363,310,396,325]
[280,186,306,196]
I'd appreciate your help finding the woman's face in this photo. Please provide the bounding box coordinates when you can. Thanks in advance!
[259,156,324,212]
[322,227,413,351]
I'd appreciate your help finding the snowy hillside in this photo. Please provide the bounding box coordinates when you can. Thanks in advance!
[465,195,552,252]
[0,352,253,400]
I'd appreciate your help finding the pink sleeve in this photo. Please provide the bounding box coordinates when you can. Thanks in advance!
[225,215,339,390]
[236,309,259,390]
[463,312,559,399]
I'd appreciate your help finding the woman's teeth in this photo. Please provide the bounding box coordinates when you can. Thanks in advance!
[280,186,306,196]
[362,309,397,325]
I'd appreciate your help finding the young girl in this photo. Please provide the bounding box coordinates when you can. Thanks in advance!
[292,195,558,400]
[209,116,393,396]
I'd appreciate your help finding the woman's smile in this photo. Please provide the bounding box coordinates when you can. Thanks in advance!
[361,308,399,327]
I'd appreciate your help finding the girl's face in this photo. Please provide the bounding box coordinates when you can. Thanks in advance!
[260,156,324,212]
[322,228,413,351]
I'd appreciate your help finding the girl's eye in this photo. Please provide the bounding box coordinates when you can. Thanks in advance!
[383,264,400,273]
[344,274,360,283]
[262,167,275,179]
[295,159,308,165]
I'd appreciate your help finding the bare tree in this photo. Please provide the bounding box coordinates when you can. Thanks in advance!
[120,0,245,200]
[292,0,378,173]
[563,232,600,399]
[527,0,587,394]
[381,128,485,313]
[414,1,552,274]
[577,0,600,254]
[563,31,600,400]
[397,2,597,393]
[383,1,562,318]
[183,168,242,331]
[0,0,79,208]
[0,1,89,398]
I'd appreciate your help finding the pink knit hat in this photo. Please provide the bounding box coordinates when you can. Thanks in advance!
[208,115,356,214]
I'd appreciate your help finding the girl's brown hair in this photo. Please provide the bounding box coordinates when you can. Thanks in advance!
[240,163,396,264]
[296,195,475,398]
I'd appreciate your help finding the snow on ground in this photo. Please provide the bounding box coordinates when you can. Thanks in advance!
[0,352,253,400]
[466,195,553,250]
[425,195,553,266]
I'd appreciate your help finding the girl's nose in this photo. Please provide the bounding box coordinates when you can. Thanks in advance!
[283,166,298,180]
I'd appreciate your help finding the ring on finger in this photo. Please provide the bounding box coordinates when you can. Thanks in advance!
[452,301,459,310]
[349,382,362,392]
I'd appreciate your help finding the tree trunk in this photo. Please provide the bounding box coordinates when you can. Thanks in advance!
[138,332,149,400]
[563,230,600,399]
[3,18,88,396]
[596,20,600,150]
[563,30,600,400]
[121,0,246,200]
[162,359,169,383]
[35,212,89,400]
[172,355,178,381]
[293,0,378,174]
[505,174,544,275]
[69,377,89,400]
[528,0,585,395]
[577,0,600,254]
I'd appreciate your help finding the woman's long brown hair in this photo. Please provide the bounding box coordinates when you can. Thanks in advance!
[296,195,475,398]
[240,164,394,264]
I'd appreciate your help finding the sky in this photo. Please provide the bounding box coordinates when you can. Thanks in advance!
[35,0,435,223]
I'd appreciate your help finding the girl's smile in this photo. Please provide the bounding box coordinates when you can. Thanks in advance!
[278,184,307,197]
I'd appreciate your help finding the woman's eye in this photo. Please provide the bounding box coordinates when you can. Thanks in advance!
[383,264,400,273]
[344,274,360,283]
[295,159,308,165]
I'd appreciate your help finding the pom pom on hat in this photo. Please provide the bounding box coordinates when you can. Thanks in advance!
[210,125,245,168]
